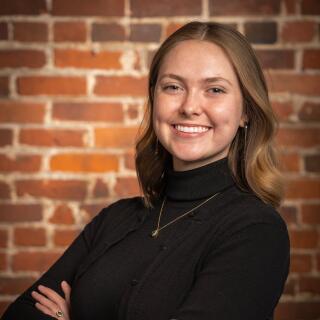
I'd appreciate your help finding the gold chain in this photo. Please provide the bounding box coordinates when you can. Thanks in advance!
[151,192,220,238]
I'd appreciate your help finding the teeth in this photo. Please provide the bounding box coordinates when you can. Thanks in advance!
[174,125,209,133]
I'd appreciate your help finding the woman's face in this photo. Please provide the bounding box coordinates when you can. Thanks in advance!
[153,40,245,171]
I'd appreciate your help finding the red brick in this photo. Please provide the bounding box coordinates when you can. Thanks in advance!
[53,229,80,247]
[0,204,42,222]
[0,229,8,248]
[165,23,184,38]
[279,153,300,172]
[0,23,8,40]
[16,180,87,200]
[0,0,47,15]
[95,127,138,148]
[286,178,320,199]
[279,205,298,225]
[0,50,46,68]
[281,21,316,42]
[14,227,46,246]
[13,22,48,42]
[284,0,297,14]
[317,253,320,271]
[0,181,10,199]
[114,177,140,197]
[19,129,85,147]
[244,22,277,44]
[12,251,60,272]
[54,49,121,69]
[0,301,11,317]
[54,22,87,42]
[53,102,123,122]
[256,50,294,69]
[304,154,320,172]
[272,101,294,121]
[303,49,320,69]
[94,76,147,96]
[52,0,124,16]
[299,276,320,294]
[301,204,320,224]
[209,0,280,15]
[0,253,8,270]
[276,128,320,148]
[283,277,296,295]
[129,24,161,42]
[80,204,106,222]
[127,104,139,120]
[124,152,135,170]
[0,277,35,295]
[50,153,119,173]
[289,229,318,249]
[17,76,87,96]
[0,76,9,96]
[274,301,320,320]
[92,23,125,42]
[302,0,320,14]
[93,179,110,198]
[0,154,41,173]
[131,0,201,17]
[298,102,320,122]
[49,204,74,225]
[0,101,45,123]
[290,253,312,273]
[0,129,13,146]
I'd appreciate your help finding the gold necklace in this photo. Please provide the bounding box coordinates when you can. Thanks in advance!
[151,192,220,238]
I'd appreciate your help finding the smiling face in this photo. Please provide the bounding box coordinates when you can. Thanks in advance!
[152,40,245,171]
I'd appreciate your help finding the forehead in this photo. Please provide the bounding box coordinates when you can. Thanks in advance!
[159,40,237,81]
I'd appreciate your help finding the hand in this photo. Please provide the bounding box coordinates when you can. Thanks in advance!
[31,281,71,320]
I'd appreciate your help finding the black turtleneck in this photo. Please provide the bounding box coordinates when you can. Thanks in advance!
[2,158,290,320]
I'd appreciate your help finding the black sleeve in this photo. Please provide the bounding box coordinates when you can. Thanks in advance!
[1,206,110,320]
[171,222,290,320]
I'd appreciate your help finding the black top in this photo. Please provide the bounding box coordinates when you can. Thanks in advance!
[2,158,290,320]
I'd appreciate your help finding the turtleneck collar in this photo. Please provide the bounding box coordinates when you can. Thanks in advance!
[164,157,235,201]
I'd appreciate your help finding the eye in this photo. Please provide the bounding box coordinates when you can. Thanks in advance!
[208,87,225,94]
[162,84,183,93]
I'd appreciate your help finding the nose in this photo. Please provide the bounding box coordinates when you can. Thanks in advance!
[178,90,202,117]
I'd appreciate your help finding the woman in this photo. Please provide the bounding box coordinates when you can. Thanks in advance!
[2,21,290,320]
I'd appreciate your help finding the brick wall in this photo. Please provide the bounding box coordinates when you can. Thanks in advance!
[0,0,319,318]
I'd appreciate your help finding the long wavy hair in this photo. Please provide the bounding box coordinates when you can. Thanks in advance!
[135,21,284,208]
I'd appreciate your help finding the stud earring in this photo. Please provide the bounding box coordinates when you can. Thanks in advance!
[244,123,248,147]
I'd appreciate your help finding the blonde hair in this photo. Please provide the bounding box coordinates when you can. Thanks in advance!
[135,21,284,208]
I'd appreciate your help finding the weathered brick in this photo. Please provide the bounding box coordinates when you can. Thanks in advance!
[245,22,277,44]
[114,177,140,197]
[131,0,201,17]
[271,101,294,121]
[0,229,8,248]
[283,277,296,295]
[281,21,316,43]
[0,301,10,317]
[49,204,74,225]
[209,0,280,15]
[290,253,312,273]
[95,127,138,148]
[267,73,320,95]
[0,76,9,96]
[289,229,318,249]
[0,50,46,68]
[0,129,13,146]
[286,178,320,199]
[13,22,48,42]
[0,23,8,40]
[12,251,61,272]
[301,204,320,224]
[129,24,161,42]
[0,181,10,199]
[298,102,320,122]
[303,49,320,69]
[0,277,35,295]
[0,204,42,222]
[50,153,119,172]
[16,180,87,200]
[276,128,320,148]
[284,0,297,14]
[94,76,147,96]
[299,276,320,294]
[53,102,123,122]
[124,152,135,170]
[92,23,125,42]
[304,154,320,172]
[0,101,45,123]
[256,50,294,69]
[127,104,139,120]
[0,0,47,15]
[14,227,46,246]
[279,205,298,225]
[275,301,320,320]
[93,179,110,198]
[301,0,320,14]
[0,253,8,270]
[279,153,300,172]
[52,0,124,16]
[53,229,80,247]
[0,154,41,172]
[17,76,87,96]
[165,23,184,38]
[19,129,86,147]
[54,22,87,42]
[80,204,106,222]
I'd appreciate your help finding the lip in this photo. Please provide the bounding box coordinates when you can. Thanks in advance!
[172,123,212,128]
[171,124,212,138]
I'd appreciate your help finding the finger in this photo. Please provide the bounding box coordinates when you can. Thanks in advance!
[35,302,55,318]
[61,281,71,305]
[32,291,58,314]
[38,285,65,306]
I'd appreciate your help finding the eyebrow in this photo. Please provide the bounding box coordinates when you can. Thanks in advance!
[158,73,233,86]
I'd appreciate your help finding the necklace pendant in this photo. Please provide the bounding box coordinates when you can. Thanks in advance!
[151,229,159,238]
